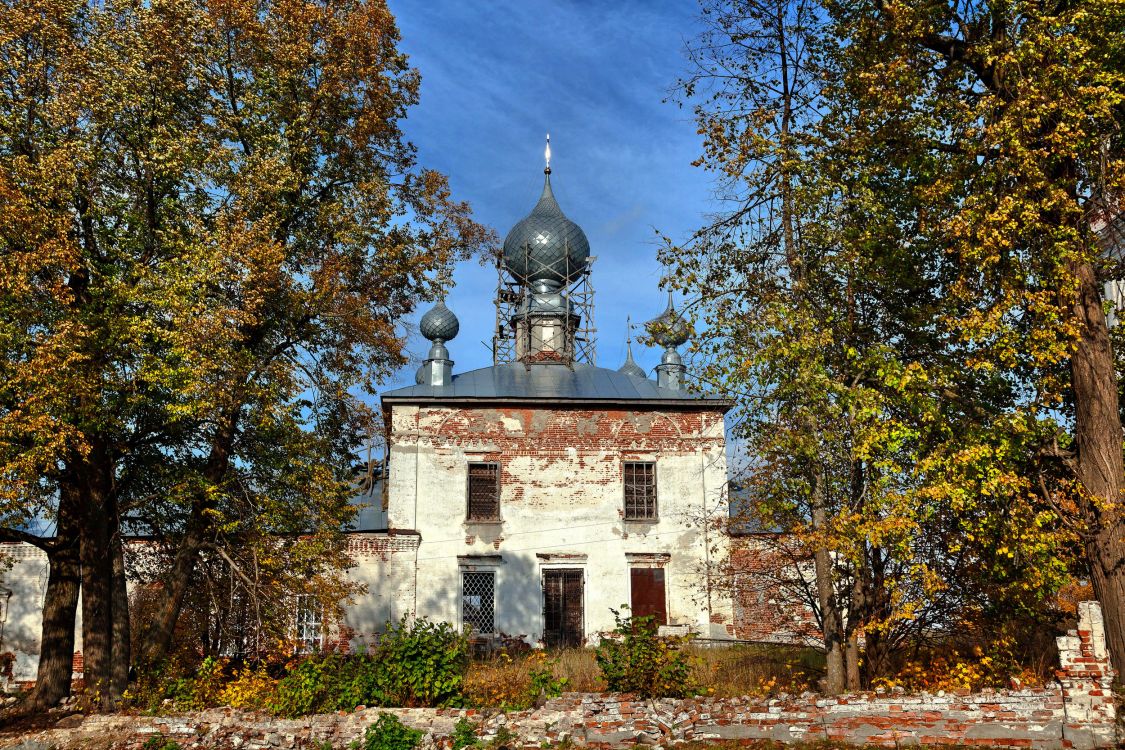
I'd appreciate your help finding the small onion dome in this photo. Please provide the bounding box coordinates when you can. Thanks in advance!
[619,354,646,379]
[502,173,591,285]
[646,293,690,348]
[419,300,459,342]
[618,338,647,379]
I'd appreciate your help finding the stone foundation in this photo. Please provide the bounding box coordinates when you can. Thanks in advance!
[1,604,1117,750]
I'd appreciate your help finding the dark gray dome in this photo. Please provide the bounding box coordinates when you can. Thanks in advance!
[618,337,647,379]
[502,174,590,285]
[647,294,691,348]
[420,300,459,342]
[618,356,647,379]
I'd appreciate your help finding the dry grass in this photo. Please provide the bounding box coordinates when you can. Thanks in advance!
[462,643,821,708]
[687,644,822,697]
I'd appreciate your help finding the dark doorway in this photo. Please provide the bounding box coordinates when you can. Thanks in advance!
[630,567,667,625]
[542,569,584,648]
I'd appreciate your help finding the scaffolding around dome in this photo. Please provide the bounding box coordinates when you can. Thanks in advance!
[491,244,597,366]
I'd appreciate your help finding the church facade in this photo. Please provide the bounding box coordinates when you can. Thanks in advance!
[341,160,735,646]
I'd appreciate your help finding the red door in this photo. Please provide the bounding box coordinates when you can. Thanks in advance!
[630,568,667,625]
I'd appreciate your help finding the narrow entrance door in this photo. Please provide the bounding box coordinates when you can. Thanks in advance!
[542,569,584,648]
[630,567,668,625]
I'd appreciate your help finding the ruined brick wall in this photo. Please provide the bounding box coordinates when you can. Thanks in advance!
[15,604,1117,750]
[728,535,820,644]
[1055,600,1116,738]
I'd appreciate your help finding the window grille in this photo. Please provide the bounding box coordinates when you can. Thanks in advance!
[462,570,495,635]
[467,462,501,521]
[623,461,657,520]
[295,595,323,654]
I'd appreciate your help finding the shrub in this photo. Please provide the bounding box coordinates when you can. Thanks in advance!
[527,651,568,704]
[219,663,279,710]
[363,713,423,750]
[373,615,468,707]
[142,737,182,750]
[594,609,696,698]
[270,617,468,716]
[271,655,337,717]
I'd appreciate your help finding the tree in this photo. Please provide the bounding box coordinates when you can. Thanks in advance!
[823,0,1125,670]
[674,0,1096,689]
[0,0,491,708]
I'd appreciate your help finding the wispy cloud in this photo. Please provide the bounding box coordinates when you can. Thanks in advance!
[386,0,715,379]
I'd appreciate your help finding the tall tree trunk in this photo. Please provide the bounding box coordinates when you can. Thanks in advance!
[1070,258,1125,671]
[812,468,845,694]
[137,410,240,665]
[110,530,131,699]
[80,505,113,706]
[845,630,861,691]
[79,441,116,709]
[844,575,863,691]
[860,547,892,685]
[136,515,209,665]
[29,484,82,710]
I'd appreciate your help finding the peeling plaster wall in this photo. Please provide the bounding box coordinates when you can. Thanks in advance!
[338,533,419,648]
[384,404,731,643]
[0,543,52,686]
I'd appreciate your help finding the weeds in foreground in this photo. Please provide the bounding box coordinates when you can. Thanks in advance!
[363,713,422,750]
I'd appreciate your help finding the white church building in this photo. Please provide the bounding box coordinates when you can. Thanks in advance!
[341,159,735,648]
[1,159,742,687]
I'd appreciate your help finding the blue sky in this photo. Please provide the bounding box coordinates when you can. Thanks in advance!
[384,0,717,386]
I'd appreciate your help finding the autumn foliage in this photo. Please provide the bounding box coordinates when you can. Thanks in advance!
[676,0,1125,689]
[0,0,491,708]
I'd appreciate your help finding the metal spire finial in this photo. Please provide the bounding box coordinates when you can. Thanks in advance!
[618,315,647,379]
[625,316,639,363]
[544,133,551,175]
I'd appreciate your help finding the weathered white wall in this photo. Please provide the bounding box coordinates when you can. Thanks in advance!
[384,404,731,644]
[337,533,419,650]
[0,543,84,687]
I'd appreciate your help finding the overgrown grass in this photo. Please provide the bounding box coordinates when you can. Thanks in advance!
[462,643,822,707]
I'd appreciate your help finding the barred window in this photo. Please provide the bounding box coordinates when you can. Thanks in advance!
[462,570,495,635]
[467,462,500,521]
[623,461,657,520]
[295,595,323,654]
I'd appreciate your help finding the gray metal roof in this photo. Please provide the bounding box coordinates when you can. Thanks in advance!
[382,362,730,408]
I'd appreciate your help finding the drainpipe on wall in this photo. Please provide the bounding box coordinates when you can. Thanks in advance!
[412,440,420,620]
[701,449,713,631]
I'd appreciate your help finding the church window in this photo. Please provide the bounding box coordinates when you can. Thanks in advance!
[623,461,657,520]
[294,595,323,653]
[462,570,495,634]
[467,462,501,521]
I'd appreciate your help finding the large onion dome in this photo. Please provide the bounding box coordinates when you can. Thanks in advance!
[420,300,460,342]
[646,292,690,349]
[502,174,590,285]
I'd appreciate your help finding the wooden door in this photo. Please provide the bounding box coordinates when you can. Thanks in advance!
[630,568,667,625]
[542,569,584,648]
